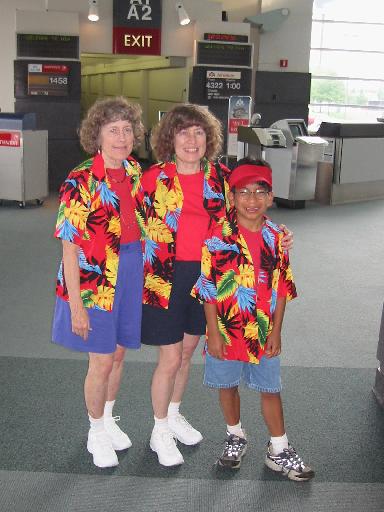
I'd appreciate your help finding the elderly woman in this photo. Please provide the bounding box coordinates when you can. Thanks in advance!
[52,97,144,468]
[136,103,293,467]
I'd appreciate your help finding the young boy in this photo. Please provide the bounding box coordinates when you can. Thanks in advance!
[193,158,314,481]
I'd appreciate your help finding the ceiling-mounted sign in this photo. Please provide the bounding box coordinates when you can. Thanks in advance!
[113,0,162,55]
[196,41,253,68]
[204,33,248,43]
[17,34,79,59]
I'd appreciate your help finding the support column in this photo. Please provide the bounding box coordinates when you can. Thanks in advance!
[373,303,384,407]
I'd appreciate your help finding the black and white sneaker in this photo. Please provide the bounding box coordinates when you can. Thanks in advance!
[265,442,314,481]
[217,432,247,469]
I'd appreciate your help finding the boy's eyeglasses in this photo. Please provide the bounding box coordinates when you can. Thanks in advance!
[236,188,269,199]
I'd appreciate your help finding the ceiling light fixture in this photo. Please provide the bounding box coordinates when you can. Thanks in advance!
[88,0,99,22]
[176,2,191,26]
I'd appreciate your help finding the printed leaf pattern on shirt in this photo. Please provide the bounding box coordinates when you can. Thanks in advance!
[146,217,173,243]
[192,209,297,363]
[105,246,118,286]
[217,270,238,301]
[134,159,228,310]
[54,154,142,311]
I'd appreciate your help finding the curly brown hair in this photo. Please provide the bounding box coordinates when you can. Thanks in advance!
[150,103,223,161]
[79,96,144,155]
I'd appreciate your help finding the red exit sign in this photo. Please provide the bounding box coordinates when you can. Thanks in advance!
[113,27,161,55]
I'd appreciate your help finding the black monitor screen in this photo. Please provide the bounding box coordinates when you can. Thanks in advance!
[288,122,306,138]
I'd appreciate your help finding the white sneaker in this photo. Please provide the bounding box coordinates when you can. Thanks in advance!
[150,427,184,467]
[168,414,203,446]
[104,416,132,451]
[87,430,119,468]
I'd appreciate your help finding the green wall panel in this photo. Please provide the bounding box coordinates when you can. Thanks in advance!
[148,69,188,102]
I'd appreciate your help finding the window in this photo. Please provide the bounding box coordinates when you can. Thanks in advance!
[309,0,384,130]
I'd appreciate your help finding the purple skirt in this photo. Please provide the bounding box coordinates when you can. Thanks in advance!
[52,241,143,354]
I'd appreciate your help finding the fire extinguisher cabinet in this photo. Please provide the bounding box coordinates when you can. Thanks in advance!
[0,113,48,207]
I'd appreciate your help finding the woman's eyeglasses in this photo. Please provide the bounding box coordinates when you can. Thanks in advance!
[107,127,133,137]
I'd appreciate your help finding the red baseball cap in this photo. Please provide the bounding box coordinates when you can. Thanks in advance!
[228,164,272,189]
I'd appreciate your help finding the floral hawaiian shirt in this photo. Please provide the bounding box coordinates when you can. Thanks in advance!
[192,208,297,364]
[54,153,142,311]
[134,158,230,309]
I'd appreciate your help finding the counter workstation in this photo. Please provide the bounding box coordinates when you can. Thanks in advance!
[238,119,327,208]
[316,122,384,205]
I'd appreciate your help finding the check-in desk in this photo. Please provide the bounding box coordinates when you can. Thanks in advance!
[0,113,48,207]
[316,122,384,205]
[237,120,328,208]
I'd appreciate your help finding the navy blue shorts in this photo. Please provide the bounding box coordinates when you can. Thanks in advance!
[52,242,143,354]
[141,261,206,346]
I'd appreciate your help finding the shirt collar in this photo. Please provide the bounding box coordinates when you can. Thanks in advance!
[90,152,106,181]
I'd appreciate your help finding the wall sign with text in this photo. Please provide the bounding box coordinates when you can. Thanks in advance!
[0,131,21,148]
[27,64,69,97]
[206,70,245,100]
[190,67,252,105]
[227,96,252,156]
[113,0,162,55]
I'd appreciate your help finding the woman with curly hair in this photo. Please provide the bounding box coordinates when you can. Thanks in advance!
[52,96,144,468]
[134,104,230,466]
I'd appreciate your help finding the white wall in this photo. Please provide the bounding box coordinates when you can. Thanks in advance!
[0,0,314,112]
[258,0,314,72]
[214,0,262,22]
[0,0,86,112]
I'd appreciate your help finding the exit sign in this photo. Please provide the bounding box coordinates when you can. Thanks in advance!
[113,0,162,56]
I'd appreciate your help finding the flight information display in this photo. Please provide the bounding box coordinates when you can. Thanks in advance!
[27,63,69,96]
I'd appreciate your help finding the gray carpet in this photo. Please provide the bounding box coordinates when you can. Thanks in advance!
[1,196,384,512]
[1,357,383,482]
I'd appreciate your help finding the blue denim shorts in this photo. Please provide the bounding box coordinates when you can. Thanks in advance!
[204,352,282,393]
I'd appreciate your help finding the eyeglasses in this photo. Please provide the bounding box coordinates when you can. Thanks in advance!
[106,126,133,137]
[235,188,270,199]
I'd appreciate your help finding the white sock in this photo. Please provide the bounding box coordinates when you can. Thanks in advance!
[227,422,245,438]
[154,416,169,432]
[168,401,181,417]
[104,400,115,419]
[88,415,105,434]
[270,433,289,455]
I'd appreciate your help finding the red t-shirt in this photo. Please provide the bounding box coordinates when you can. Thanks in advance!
[238,223,287,298]
[176,171,210,261]
[106,168,140,243]
[238,224,262,281]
